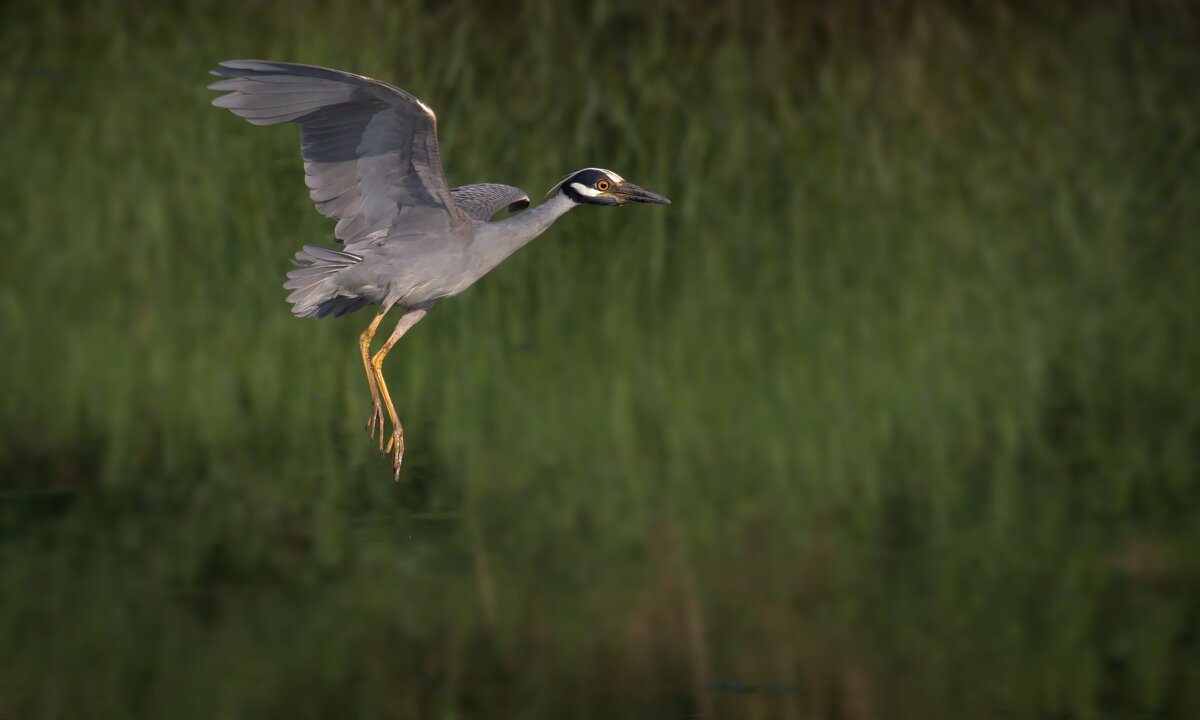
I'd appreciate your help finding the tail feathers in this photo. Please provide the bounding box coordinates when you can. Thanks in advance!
[283,245,366,318]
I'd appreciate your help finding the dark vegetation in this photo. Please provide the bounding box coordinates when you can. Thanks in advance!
[2,1,1198,717]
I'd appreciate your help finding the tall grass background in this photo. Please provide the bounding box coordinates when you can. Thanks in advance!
[2,1,1198,717]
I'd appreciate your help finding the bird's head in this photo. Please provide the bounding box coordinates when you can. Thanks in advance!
[550,168,671,207]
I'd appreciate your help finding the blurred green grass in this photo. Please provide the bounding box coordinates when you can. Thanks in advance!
[2,0,1199,718]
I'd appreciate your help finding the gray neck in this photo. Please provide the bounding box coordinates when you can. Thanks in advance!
[467,191,577,277]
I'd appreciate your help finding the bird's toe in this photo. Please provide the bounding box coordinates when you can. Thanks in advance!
[366,402,385,440]
[387,430,405,481]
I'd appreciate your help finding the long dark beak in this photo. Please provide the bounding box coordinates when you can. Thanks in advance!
[614,181,671,205]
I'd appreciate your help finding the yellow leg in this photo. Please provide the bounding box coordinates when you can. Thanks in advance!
[371,307,429,480]
[361,307,389,444]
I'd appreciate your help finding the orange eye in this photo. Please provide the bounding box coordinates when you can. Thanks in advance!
[596,179,610,191]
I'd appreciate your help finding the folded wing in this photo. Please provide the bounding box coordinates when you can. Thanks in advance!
[450,183,531,222]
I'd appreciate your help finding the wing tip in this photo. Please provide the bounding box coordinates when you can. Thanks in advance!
[209,59,302,81]
[210,59,256,77]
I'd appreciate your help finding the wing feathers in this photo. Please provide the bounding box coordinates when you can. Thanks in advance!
[210,60,465,244]
[449,183,531,222]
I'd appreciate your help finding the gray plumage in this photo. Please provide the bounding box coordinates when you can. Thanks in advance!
[209,59,669,477]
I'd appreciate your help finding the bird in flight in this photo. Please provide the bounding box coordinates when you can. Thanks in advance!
[209,60,670,479]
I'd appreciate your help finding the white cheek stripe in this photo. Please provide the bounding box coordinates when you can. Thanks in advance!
[571,182,603,197]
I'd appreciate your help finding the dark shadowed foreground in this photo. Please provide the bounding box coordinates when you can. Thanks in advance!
[2,1,1198,718]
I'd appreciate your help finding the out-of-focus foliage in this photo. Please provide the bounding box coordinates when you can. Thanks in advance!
[1,1,1198,718]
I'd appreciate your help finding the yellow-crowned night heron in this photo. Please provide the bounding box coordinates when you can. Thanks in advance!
[209,60,670,479]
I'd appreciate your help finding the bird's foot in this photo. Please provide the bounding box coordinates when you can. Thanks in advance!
[385,429,405,481]
[366,401,386,448]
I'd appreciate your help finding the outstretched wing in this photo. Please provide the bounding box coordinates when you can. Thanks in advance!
[209,60,465,245]
[450,183,531,222]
